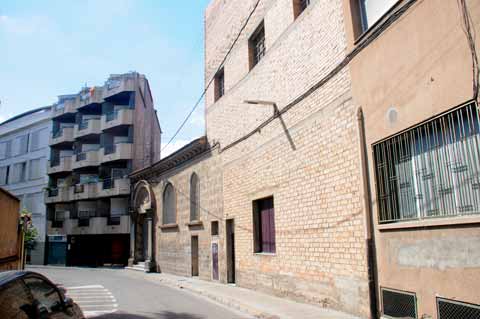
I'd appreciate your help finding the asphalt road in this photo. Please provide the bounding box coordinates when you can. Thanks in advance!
[28,266,250,319]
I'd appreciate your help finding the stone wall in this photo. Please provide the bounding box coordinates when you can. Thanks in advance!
[205,0,370,317]
[152,149,225,282]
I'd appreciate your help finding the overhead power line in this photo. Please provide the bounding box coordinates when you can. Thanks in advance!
[161,0,262,153]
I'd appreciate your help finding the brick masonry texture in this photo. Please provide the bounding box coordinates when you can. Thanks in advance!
[204,0,370,317]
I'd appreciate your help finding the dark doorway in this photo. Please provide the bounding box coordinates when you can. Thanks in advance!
[226,219,235,283]
[212,243,219,280]
[191,236,199,277]
[67,234,129,267]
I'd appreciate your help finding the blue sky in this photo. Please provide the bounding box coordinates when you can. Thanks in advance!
[0,0,210,156]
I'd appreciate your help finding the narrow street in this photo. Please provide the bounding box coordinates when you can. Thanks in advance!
[29,266,250,319]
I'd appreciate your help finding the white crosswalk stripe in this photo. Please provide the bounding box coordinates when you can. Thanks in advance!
[61,284,118,318]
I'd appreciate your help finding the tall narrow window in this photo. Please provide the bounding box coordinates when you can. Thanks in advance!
[0,166,8,185]
[214,69,225,102]
[190,173,200,221]
[163,183,177,224]
[374,102,480,224]
[249,22,266,70]
[253,196,276,253]
[0,140,12,159]
[293,0,311,19]
[14,135,29,156]
[11,162,27,184]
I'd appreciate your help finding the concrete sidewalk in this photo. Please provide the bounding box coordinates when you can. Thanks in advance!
[126,270,361,319]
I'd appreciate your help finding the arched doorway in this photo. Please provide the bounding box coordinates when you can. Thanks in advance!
[129,180,156,272]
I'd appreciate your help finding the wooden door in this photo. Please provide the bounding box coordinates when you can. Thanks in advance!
[191,236,199,276]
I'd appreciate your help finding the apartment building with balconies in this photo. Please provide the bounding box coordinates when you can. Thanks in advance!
[45,72,161,267]
[0,106,52,265]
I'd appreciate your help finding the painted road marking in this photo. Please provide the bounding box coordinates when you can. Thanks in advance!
[64,285,118,318]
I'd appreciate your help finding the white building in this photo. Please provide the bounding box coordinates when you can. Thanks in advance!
[0,106,52,264]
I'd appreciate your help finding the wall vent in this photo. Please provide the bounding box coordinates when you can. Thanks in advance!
[381,287,417,319]
[437,298,480,319]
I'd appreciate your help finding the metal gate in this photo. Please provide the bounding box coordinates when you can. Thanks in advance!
[47,235,67,265]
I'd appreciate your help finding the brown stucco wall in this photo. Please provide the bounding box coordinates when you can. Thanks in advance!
[0,188,21,271]
[132,75,162,172]
[344,0,480,317]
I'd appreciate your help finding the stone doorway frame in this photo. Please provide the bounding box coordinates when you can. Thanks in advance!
[129,180,156,272]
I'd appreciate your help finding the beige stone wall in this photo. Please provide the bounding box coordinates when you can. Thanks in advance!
[205,0,370,316]
[152,149,225,282]
[343,0,480,318]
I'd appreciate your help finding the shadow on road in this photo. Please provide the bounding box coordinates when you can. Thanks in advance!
[94,311,205,319]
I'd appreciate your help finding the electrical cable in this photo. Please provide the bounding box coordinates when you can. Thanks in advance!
[161,0,262,153]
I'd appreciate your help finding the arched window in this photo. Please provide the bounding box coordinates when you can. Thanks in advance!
[162,183,176,224]
[190,173,200,221]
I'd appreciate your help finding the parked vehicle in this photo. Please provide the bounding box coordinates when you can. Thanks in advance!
[0,271,84,318]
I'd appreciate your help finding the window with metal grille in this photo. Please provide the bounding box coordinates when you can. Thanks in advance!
[382,288,417,319]
[214,69,225,102]
[253,196,276,253]
[293,0,311,19]
[437,298,480,319]
[249,22,266,69]
[373,102,480,224]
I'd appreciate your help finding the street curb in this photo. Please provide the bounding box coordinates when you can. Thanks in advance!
[154,276,280,319]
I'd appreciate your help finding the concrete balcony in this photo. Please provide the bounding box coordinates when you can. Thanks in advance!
[50,127,74,146]
[52,100,76,118]
[97,178,130,198]
[45,186,71,204]
[47,156,72,175]
[74,119,101,139]
[101,143,133,163]
[47,215,130,235]
[72,150,100,170]
[103,77,135,99]
[70,183,98,201]
[77,87,104,109]
[101,109,133,131]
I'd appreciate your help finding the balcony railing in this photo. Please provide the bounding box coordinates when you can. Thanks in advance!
[78,119,89,130]
[105,111,117,122]
[102,178,114,190]
[107,216,121,226]
[48,188,59,197]
[76,153,87,161]
[50,158,60,167]
[104,144,116,155]
[52,130,63,139]
[51,220,64,228]
[74,184,85,194]
[78,218,90,227]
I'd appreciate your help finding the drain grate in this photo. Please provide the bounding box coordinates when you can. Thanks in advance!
[438,298,480,319]
[381,287,417,318]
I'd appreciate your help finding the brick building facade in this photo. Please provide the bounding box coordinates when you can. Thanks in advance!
[131,0,480,318]
[203,0,371,317]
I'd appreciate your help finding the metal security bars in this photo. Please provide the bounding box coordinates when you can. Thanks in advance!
[381,288,417,319]
[374,102,480,223]
[437,298,480,319]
